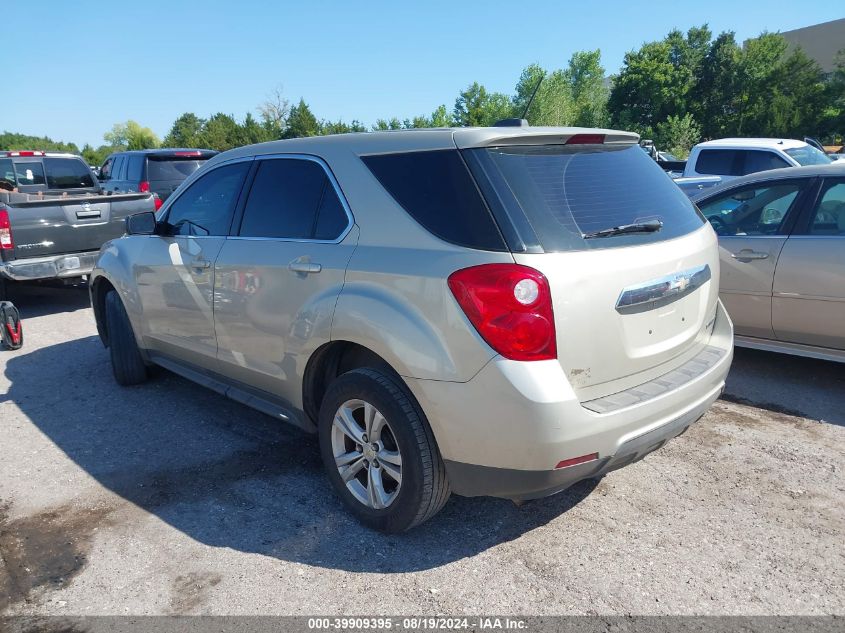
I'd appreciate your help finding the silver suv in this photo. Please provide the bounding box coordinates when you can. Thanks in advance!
[90,126,734,532]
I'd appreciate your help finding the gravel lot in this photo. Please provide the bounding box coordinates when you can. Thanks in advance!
[0,284,843,616]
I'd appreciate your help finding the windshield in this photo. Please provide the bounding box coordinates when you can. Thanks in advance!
[785,146,832,166]
[465,144,705,252]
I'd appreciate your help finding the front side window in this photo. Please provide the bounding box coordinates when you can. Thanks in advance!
[698,182,804,236]
[44,157,95,189]
[13,161,46,186]
[238,158,349,240]
[809,181,845,235]
[165,162,250,236]
[742,151,790,175]
[100,156,114,180]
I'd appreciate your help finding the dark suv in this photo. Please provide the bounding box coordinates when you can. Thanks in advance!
[99,149,218,208]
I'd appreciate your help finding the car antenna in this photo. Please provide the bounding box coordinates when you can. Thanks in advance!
[494,75,543,128]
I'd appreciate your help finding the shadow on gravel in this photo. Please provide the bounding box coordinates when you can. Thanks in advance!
[723,347,845,427]
[3,283,90,318]
[3,337,597,578]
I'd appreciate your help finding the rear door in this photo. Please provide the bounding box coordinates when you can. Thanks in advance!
[465,142,718,399]
[213,155,358,405]
[135,159,251,368]
[773,178,845,349]
[697,179,810,339]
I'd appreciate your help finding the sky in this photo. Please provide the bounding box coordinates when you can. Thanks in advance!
[3,1,843,148]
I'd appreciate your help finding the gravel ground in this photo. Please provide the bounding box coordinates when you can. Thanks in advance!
[0,284,843,616]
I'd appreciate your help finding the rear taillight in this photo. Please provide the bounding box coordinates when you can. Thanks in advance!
[153,194,163,211]
[138,181,151,192]
[448,264,556,361]
[0,208,13,250]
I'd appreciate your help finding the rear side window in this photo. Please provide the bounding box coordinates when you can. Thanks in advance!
[467,144,704,252]
[13,161,46,186]
[44,158,95,189]
[112,155,127,180]
[0,158,14,187]
[362,150,506,251]
[695,149,741,176]
[126,155,144,181]
[148,159,206,181]
[239,158,349,240]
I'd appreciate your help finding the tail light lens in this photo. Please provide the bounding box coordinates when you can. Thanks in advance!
[448,264,556,361]
[138,181,151,192]
[152,194,163,211]
[0,208,13,250]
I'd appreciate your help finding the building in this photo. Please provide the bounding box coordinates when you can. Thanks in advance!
[781,18,845,75]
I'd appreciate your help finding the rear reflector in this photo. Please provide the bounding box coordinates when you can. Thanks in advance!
[555,453,598,469]
[565,134,605,145]
[0,208,13,249]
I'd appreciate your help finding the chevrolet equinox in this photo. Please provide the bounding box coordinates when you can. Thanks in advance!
[90,126,734,532]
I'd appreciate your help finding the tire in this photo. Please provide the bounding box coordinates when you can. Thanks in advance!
[318,368,450,533]
[104,290,148,386]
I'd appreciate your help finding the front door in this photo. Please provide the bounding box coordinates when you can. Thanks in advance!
[135,160,251,368]
[698,179,808,339]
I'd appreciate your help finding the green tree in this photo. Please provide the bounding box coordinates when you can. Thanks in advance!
[372,117,403,131]
[429,104,454,127]
[284,99,320,139]
[163,113,206,147]
[197,113,242,150]
[0,131,79,153]
[453,82,514,127]
[654,113,701,158]
[566,50,609,127]
[104,120,160,150]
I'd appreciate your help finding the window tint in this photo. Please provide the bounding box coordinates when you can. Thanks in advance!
[314,184,349,240]
[809,181,845,235]
[100,156,114,180]
[13,161,46,186]
[166,162,249,236]
[742,151,790,175]
[362,150,505,251]
[698,182,803,236]
[148,158,207,181]
[466,144,704,252]
[785,146,832,166]
[696,150,741,176]
[0,158,15,187]
[44,158,95,189]
[112,155,126,181]
[126,155,144,181]
[239,159,338,239]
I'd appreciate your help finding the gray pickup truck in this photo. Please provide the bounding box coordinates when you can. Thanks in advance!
[0,151,155,299]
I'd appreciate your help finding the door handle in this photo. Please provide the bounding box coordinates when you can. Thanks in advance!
[190,258,211,270]
[289,259,322,274]
[731,250,769,261]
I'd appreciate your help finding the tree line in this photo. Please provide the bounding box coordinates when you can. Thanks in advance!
[3,25,844,164]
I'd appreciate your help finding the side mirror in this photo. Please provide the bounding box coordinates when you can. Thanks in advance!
[126,211,157,235]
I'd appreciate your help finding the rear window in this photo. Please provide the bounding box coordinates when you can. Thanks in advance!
[44,157,95,189]
[362,150,506,251]
[148,158,207,181]
[466,144,705,252]
[13,161,46,186]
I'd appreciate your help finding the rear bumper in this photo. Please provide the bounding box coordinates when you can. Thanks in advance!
[405,300,733,499]
[0,252,98,281]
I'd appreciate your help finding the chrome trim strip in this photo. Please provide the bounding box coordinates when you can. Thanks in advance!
[615,264,711,314]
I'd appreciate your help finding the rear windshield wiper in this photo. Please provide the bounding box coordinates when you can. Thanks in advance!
[582,219,663,239]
